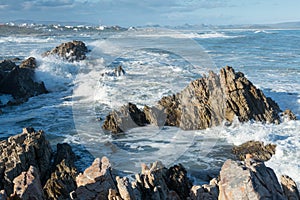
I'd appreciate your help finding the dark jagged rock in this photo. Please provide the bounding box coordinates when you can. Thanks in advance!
[0,58,47,104]
[0,128,52,196]
[43,143,77,200]
[281,175,300,200]
[103,66,283,133]
[165,164,192,199]
[19,57,37,69]
[43,40,89,62]
[102,103,149,133]
[218,159,286,200]
[232,140,276,161]
[11,166,45,200]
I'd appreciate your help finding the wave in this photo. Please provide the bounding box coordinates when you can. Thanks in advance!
[0,36,54,44]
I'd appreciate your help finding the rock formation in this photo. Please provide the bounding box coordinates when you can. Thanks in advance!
[0,58,47,105]
[0,128,52,196]
[43,143,77,200]
[103,66,284,133]
[43,40,89,62]
[232,140,276,161]
[281,175,300,200]
[11,166,45,200]
[0,128,299,199]
[218,159,286,200]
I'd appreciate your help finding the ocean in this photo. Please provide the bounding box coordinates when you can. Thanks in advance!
[0,24,299,186]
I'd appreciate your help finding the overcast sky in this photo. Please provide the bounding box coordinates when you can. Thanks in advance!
[0,0,300,26]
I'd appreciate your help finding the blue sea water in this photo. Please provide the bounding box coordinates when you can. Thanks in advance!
[0,25,299,186]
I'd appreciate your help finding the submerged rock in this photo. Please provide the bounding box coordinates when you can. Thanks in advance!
[232,140,276,161]
[103,66,283,133]
[0,128,52,196]
[43,40,89,62]
[282,109,297,121]
[218,159,285,200]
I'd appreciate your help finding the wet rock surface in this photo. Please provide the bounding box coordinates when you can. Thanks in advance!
[103,66,284,134]
[43,40,89,62]
[232,140,277,161]
[0,58,47,105]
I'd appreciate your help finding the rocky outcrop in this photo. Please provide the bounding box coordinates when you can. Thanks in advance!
[189,178,219,200]
[0,128,52,196]
[218,159,286,200]
[232,140,276,161]
[19,57,37,69]
[0,58,47,104]
[103,103,149,133]
[103,66,283,133]
[101,65,126,77]
[43,143,77,200]
[11,166,45,200]
[43,40,89,62]
[282,109,297,121]
[281,175,300,200]
[72,157,117,200]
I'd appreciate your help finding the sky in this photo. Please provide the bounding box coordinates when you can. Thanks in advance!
[0,0,300,26]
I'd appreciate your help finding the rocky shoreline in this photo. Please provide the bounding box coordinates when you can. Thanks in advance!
[0,128,298,200]
[0,40,299,199]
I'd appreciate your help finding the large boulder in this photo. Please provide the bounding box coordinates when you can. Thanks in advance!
[232,140,276,161]
[19,57,37,69]
[103,66,282,133]
[43,40,89,62]
[0,58,47,104]
[0,128,52,196]
[218,159,286,200]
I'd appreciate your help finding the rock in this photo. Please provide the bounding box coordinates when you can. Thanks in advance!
[43,40,89,62]
[0,127,52,196]
[189,178,219,200]
[165,164,192,199]
[232,140,276,161]
[115,176,135,200]
[43,143,77,200]
[218,159,285,200]
[0,59,17,71]
[0,60,47,103]
[101,65,126,77]
[282,109,297,121]
[73,157,117,200]
[102,103,149,134]
[19,57,37,69]
[132,161,189,200]
[11,166,44,200]
[281,175,300,200]
[103,66,282,133]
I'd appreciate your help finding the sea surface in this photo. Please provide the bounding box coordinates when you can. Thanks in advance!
[0,24,299,186]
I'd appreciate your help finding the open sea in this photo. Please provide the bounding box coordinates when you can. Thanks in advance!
[0,24,299,186]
